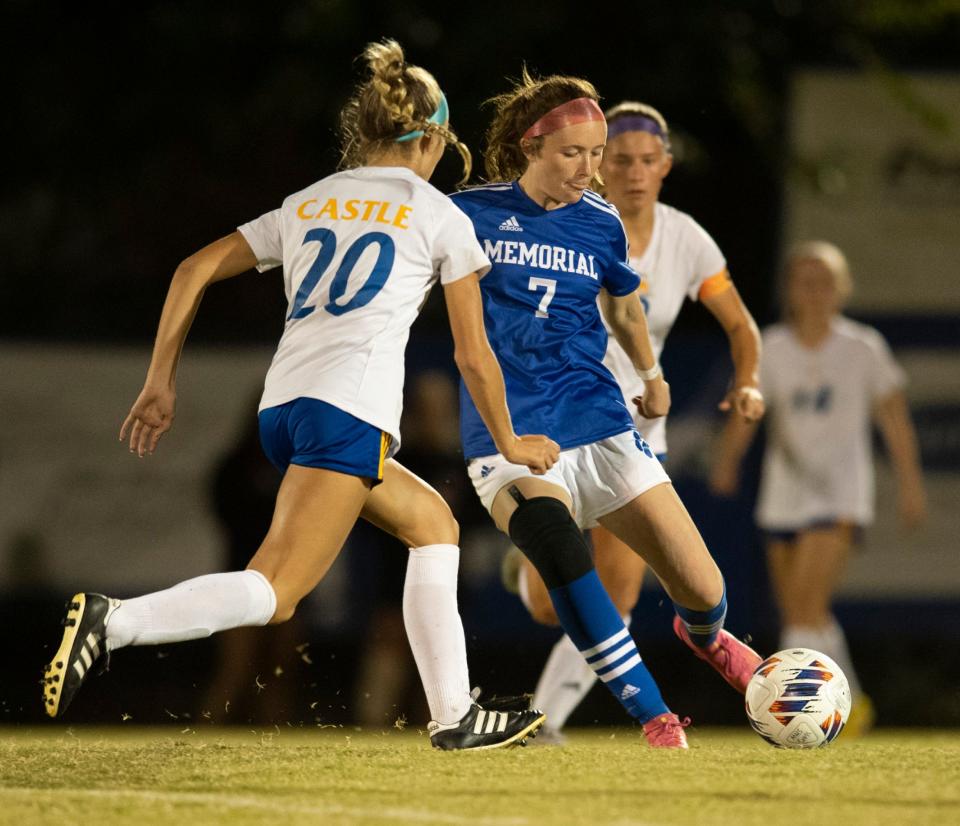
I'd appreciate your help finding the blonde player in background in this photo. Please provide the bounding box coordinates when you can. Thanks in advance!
[710,240,927,734]
[507,102,765,743]
[42,39,557,750]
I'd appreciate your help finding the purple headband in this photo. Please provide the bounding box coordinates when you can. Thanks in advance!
[607,114,665,141]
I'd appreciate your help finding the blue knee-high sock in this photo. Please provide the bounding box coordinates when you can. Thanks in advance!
[674,585,727,648]
[549,570,669,723]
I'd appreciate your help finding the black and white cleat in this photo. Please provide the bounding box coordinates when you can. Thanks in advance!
[42,593,120,718]
[428,702,545,751]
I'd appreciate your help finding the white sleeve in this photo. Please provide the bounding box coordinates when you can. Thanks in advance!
[684,218,727,302]
[864,328,906,400]
[238,209,283,273]
[432,201,491,284]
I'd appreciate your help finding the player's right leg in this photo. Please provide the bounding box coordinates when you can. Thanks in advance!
[359,459,544,750]
[521,528,647,742]
[484,473,686,748]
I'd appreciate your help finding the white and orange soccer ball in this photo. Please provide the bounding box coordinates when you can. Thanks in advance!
[745,648,853,748]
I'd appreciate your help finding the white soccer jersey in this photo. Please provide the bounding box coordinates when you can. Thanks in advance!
[601,202,728,454]
[238,166,490,452]
[755,317,906,530]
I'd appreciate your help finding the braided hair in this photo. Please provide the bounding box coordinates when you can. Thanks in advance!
[339,39,472,184]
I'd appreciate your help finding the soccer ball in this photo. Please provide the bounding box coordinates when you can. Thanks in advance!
[745,648,852,748]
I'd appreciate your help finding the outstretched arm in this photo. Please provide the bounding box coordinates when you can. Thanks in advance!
[873,389,927,527]
[443,274,559,474]
[702,285,764,422]
[121,232,259,456]
[598,289,670,419]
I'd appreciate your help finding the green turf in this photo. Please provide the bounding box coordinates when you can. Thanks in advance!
[1,726,957,825]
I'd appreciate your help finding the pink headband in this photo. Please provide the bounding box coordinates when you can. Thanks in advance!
[522,97,606,140]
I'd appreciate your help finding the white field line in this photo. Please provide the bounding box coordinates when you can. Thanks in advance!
[0,786,532,825]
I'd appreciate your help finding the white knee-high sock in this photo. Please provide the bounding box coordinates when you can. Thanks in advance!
[780,623,820,653]
[105,569,276,650]
[402,544,472,725]
[781,620,863,697]
[821,616,863,698]
[532,614,632,732]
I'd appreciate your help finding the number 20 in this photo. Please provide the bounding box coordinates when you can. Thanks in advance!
[288,229,395,320]
[528,277,557,318]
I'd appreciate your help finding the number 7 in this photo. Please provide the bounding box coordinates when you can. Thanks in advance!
[528,277,557,318]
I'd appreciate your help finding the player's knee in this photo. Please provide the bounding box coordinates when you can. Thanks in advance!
[268,599,297,625]
[508,496,593,589]
[401,491,460,548]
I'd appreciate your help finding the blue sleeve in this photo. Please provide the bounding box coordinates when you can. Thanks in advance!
[600,220,641,296]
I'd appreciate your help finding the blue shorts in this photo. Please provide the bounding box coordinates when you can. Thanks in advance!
[258,397,391,482]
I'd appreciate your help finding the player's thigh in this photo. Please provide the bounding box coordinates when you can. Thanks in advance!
[593,525,645,615]
[248,464,370,620]
[598,482,723,610]
[787,525,855,613]
[489,476,572,534]
[360,459,459,548]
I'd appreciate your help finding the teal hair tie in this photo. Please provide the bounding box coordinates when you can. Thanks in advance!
[395,92,448,142]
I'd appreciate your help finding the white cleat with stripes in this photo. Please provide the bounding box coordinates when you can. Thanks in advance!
[428,703,546,751]
[42,593,120,718]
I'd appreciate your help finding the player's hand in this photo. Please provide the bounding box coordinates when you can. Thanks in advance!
[502,434,560,475]
[633,374,671,419]
[719,386,765,422]
[120,384,176,457]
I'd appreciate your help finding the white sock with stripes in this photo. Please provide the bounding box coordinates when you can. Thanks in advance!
[533,614,632,732]
[402,544,472,725]
[105,569,276,650]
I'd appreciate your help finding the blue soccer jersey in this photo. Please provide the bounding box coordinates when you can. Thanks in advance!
[450,182,641,458]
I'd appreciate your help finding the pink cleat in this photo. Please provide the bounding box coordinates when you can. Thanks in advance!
[642,713,690,749]
[672,614,761,694]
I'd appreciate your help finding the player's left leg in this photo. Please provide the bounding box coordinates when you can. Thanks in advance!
[530,527,645,740]
[599,482,761,693]
[772,525,867,715]
[360,459,544,749]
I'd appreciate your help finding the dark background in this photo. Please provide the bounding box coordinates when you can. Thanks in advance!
[3,1,959,729]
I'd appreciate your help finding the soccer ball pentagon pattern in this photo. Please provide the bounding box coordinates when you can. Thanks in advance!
[745,648,852,748]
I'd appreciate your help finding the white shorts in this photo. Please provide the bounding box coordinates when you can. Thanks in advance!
[467,430,671,529]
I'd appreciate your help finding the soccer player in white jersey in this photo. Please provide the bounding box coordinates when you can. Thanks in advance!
[509,102,765,743]
[450,72,764,748]
[41,40,558,750]
[710,240,927,734]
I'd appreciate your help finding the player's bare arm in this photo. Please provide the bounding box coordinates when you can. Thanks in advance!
[702,285,764,422]
[599,287,670,419]
[443,273,559,474]
[120,232,259,457]
[873,389,927,528]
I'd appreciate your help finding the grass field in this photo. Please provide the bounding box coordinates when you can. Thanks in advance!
[1,726,957,826]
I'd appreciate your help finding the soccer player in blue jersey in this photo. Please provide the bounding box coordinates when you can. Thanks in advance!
[450,72,763,748]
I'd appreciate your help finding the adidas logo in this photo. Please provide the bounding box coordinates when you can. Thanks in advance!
[620,684,640,701]
[480,464,495,478]
[498,216,523,232]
